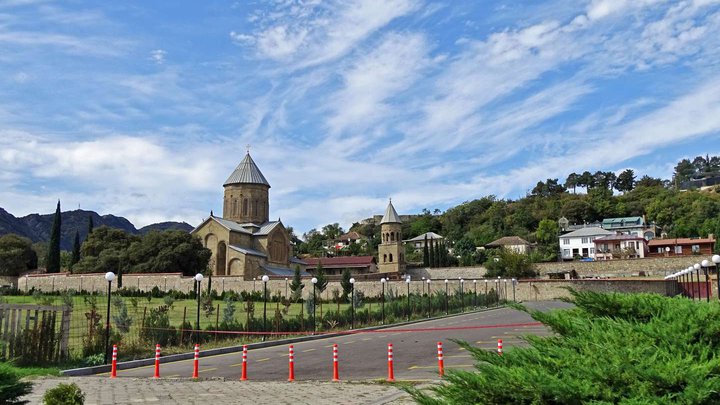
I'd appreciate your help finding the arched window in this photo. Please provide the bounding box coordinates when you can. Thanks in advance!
[389,253,393,262]
[253,200,258,216]
[383,254,387,263]
[390,233,395,242]
[243,199,248,216]
[232,199,238,216]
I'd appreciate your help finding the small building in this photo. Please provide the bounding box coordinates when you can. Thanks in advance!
[593,234,649,260]
[403,232,444,252]
[560,227,613,260]
[338,231,365,245]
[485,236,533,254]
[647,237,716,257]
[303,256,377,276]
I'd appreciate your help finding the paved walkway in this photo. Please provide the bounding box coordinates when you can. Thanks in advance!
[23,377,416,405]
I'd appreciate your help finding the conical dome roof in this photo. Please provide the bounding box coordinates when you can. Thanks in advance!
[381,200,401,224]
[223,153,270,187]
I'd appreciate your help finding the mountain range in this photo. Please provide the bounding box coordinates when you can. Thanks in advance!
[0,207,194,250]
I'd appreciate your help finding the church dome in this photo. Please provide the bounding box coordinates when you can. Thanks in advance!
[223,153,270,187]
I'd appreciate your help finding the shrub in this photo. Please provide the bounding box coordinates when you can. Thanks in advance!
[0,363,32,404]
[42,382,84,405]
[407,290,720,404]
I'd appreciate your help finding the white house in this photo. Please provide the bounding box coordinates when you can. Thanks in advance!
[560,227,613,260]
[593,234,649,260]
[403,232,444,252]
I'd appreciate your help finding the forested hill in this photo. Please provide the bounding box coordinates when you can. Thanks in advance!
[0,207,193,250]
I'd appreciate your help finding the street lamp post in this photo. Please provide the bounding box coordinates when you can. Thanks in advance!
[484,279,488,305]
[380,278,386,325]
[426,279,431,317]
[694,263,702,300]
[494,280,499,306]
[503,279,508,302]
[702,260,711,302]
[285,277,289,299]
[350,278,355,329]
[253,277,256,292]
[311,277,318,333]
[103,272,115,364]
[421,277,426,295]
[713,255,720,302]
[444,279,449,315]
[460,279,465,313]
[473,280,477,309]
[406,276,411,321]
[512,278,517,302]
[194,273,203,344]
[262,275,269,340]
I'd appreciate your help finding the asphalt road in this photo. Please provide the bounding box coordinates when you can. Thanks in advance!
[108,301,571,382]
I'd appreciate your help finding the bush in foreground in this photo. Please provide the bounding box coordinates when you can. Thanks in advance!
[0,363,32,404]
[407,290,720,404]
[42,382,84,405]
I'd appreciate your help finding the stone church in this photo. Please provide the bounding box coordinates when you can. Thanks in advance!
[377,200,406,274]
[191,153,299,279]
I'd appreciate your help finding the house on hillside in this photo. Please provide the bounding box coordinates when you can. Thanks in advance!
[601,216,658,240]
[303,256,377,276]
[403,232,444,252]
[647,236,716,257]
[560,227,613,260]
[485,236,533,254]
[593,234,649,260]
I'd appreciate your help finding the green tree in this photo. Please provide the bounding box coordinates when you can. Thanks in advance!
[484,248,536,278]
[535,219,559,262]
[636,175,664,188]
[314,263,328,319]
[422,235,429,267]
[70,230,81,268]
[87,215,94,235]
[428,238,435,268]
[340,268,352,301]
[289,265,304,302]
[0,234,38,275]
[564,173,580,193]
[124,230,211,276]
[614,169,636,193]
[673,158,695,187]
[46,200,61,273]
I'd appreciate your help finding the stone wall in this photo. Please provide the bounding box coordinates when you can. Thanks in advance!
[17,272,710,304]
[0,276,18,288]
[535,256,715,278]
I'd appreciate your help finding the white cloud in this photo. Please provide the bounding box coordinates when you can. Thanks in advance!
[150,49,166,64]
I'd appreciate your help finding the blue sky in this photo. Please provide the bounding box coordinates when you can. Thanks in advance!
[1,0,719,234]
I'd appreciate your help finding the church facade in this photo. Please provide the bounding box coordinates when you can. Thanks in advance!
[191,153,298,280]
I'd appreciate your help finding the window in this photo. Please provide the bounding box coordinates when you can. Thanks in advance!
[242,199,248,216]
[383,254,387,263]
[692,244,700,253]
[389,253,393,262]
[657,247,664,253]
[635,241,640,249]
[563,249,571,257]
[581,237,589,244]
[675,245,682,254]
[589,248,595,255]
[590,236,596,241]
[562,238,570,245]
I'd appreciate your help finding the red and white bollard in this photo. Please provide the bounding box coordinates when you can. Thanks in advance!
[153,344,161,378]
[240,345,248,381]
[497,339,503,356]
[437,342,444,377]
[192,344,200,379]
[387,343,395,382]
[288,345,295,382]
[332,344,340,382]
[110,345,118,378]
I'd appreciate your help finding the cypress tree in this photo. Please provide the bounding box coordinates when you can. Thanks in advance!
[423,235,429,267]
[87,215,94,235]
[46,200,61,273]
[428,238,435,268]
[289,265,304,302]
[434,239,441,268]
[71,230,81,267]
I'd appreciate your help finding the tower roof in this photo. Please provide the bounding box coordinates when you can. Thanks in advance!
[380,200,401,224]
[223,153,270,187]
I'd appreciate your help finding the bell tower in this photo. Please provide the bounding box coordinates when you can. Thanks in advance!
[222,152,270,224]
[377,200,405,274]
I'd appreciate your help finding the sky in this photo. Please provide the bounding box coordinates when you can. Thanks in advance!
[1,0,720,235]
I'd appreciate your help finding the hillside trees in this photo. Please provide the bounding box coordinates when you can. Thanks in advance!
[0,234,37,275]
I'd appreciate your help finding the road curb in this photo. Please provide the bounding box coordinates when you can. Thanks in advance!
[61,305,507,376]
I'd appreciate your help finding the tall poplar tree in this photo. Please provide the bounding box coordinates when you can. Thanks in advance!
[71,230,81,267]
[423,235,429,267]
[46,200,61,273]
[428,238,435,268]
[87,215,94,235]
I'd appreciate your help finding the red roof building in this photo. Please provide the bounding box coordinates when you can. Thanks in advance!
[648,237,716,257]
